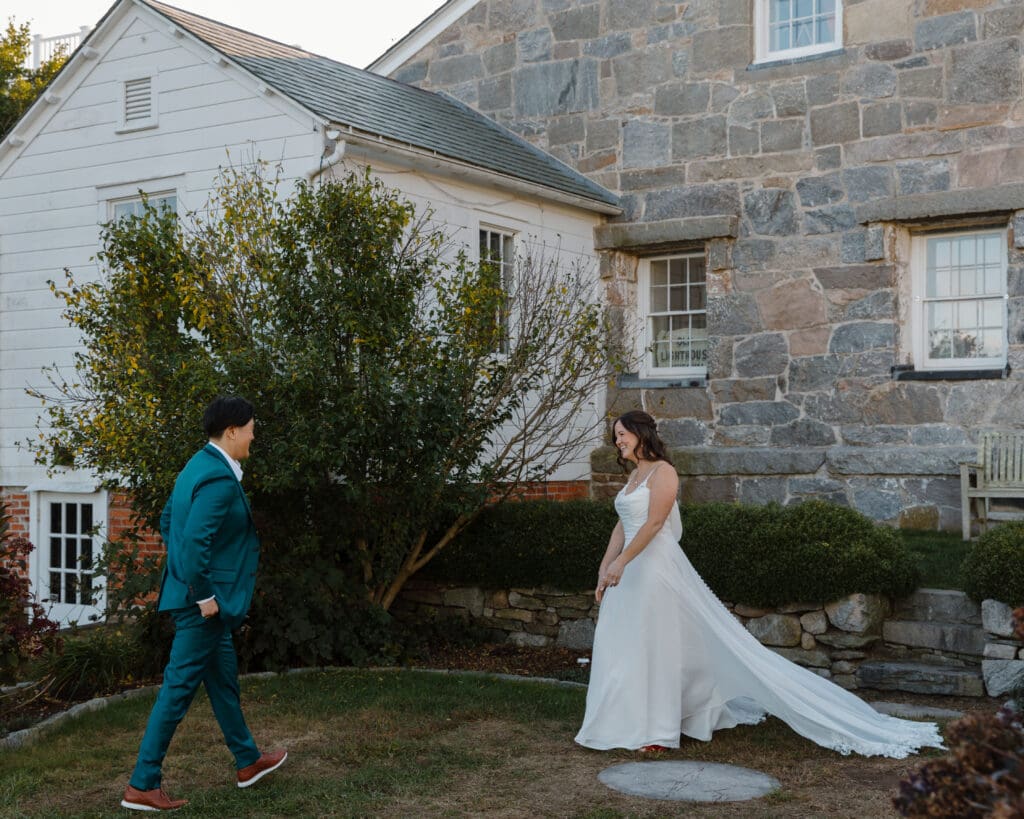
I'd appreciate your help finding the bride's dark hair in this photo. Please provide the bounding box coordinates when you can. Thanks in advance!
[613,410,674,471]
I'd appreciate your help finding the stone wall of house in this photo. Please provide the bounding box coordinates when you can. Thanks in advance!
[396,579,1024,696]
[390,0,1024,529]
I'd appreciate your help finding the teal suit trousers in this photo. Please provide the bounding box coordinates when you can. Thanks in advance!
[129,606,259,790]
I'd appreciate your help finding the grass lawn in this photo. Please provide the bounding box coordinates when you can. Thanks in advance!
[897,530,971,590]
[0,668,960,818]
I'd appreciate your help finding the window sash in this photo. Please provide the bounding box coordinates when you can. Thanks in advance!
[111,194,177,222]
[642,254,708,377]
[479,228,515,354]
[913,229,1008,370]
[755,0,842,63]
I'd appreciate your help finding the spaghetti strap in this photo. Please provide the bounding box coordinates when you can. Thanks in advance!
[638,462,663,488]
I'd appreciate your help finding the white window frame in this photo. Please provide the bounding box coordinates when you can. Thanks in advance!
[910,227,1008,371]
[115,71,159,133]
[478,224,517,355]
[97,176,183,225]
[753,0,844,64]
[639,252,708,379]
[28,488,108,629]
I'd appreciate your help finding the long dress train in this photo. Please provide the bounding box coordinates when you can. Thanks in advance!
[574,471,945,758]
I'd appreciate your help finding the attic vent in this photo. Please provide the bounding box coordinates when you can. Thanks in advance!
[124,78,152,122]
[117,76,157,132]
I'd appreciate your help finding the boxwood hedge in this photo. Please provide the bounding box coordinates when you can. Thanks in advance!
[425,498,920,606]
[961,521,1024,605]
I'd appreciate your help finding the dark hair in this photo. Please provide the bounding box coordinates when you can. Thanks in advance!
[203,396,254,438]
[613,410,673,471]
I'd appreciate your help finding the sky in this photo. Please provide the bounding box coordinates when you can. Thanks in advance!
[4,0,449,69]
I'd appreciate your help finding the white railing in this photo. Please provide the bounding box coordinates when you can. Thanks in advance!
[30,27,91,69]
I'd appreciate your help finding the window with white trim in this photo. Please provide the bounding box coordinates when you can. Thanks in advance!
[911,228,1008,370]
[754,0,843,63]
[30,490,107,629]
[479,227,515,354]
[640,253,708,378]
[117,75,158,132]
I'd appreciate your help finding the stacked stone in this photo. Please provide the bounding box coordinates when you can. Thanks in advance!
[395,578,599,649]
[393,0,1024,528]
[980,598,1024,697]
[727,591,889,689]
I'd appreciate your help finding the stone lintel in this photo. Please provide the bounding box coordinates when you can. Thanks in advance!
[854,184,1024,224]
[594,215,739,251]
[827,445,977,476]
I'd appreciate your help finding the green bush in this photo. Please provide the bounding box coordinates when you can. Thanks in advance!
[424,499,618,590]
[425,498,919,606]
[961,522,1024,605]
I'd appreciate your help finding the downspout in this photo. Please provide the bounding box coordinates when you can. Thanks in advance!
[307,127,346,180]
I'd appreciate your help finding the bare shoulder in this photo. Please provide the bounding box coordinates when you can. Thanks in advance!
[649,460,679,490]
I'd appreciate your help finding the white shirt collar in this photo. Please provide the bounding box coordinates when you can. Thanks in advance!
[208,441,243,481]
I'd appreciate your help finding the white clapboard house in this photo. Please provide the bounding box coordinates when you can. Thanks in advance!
[0,0,619,626]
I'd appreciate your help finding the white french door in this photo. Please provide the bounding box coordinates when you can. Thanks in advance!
[30,491,106,628]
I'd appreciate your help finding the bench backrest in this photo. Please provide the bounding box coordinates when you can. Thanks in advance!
[979,430,1024,487]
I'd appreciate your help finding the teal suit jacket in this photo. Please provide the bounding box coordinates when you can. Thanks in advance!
[157,444,260,630]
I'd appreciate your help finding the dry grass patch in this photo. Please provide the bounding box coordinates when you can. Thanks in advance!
[0,669,973,818]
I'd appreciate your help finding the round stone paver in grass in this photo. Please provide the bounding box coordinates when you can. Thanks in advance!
[598,760,781,802]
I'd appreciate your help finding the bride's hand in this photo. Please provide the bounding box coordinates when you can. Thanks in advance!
[604,558,625,588]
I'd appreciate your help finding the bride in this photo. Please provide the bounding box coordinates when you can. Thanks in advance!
[575,411,944,758]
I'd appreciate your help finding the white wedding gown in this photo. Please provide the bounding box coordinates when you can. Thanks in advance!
[574,472,945,758]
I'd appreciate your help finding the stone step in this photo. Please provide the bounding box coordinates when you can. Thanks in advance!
[856,660,985,697]
[882,619,986,656]
[892,588,981,626]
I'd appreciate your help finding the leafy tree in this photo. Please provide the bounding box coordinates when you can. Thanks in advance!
[31,162,623,667]
[1,19,69,138]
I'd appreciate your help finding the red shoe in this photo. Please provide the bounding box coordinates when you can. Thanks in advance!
[121,785,188,811]
[237,748,288,788]
[640,744,669,753]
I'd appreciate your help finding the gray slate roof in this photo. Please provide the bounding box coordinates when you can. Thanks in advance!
[143,0,619,210]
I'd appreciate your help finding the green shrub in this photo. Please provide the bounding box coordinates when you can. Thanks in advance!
[961,522,1024,605]
[424,499,617,590]
[425,498,919,606]
[40,627,141,701]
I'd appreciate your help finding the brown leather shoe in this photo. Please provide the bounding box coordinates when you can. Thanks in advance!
[121,785,188,811]
[236,748,287,788]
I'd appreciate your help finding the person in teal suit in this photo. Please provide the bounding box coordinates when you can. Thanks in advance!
[122,397,286,812]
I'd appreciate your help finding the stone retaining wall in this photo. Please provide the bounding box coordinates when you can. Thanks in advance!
[395,580,1024,697]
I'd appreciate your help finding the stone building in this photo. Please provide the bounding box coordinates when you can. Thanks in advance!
[372,0,1024,530]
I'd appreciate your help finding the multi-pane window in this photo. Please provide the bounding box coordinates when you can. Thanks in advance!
[643,254,707,376]
[45,500,97,607]
[479,228,515,354]
[755,0,842,62]
[913,229,1007,370]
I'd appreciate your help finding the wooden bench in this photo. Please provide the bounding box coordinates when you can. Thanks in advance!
[960,430,1024,540]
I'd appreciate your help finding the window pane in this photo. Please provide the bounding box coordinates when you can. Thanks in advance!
[669,285,685,312]
[650,286,668,312]
[66,574,77,605]
[689,284,706,310]
[81,504,93,533]
[979,329,1003,357]
[650,260,667,286]
[50,502,61,534]
[688,257,706,283]
[983,234,1001,263]
[816,16,834,43]
[81,538,93,570]
[65,504,77,535]
[982,299,1003,327]
[818,0,835,12]
[794,20,813,46]
[82,574,93,605]
[795,0,814,18]
[770,0,790,23]
[771,24,790,51]
[50,537,61,569]
[669,258,686,284]
[66,538,77,570]
[49,572,61,602]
